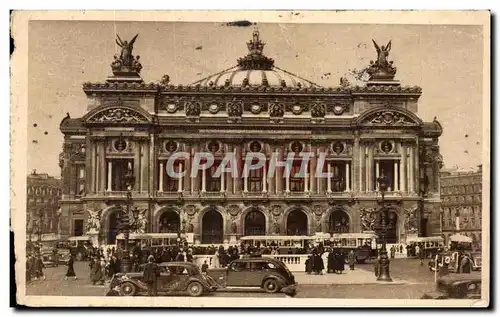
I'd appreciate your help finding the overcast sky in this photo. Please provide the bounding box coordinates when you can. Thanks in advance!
[27,21,483,176]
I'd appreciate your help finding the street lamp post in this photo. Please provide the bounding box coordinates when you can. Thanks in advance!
[376,174,393,282]
[120,163,135,273]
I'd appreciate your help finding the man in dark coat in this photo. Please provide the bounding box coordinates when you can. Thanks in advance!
[143,255,161,296]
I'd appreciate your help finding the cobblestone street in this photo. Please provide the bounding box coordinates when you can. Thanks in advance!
[25,258,435,299]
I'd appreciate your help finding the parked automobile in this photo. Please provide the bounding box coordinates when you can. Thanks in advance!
[206,258,297,296]
[108,262,217,297]
[421,272,481,299]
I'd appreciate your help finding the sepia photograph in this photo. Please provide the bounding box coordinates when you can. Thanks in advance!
[10,10,490,307]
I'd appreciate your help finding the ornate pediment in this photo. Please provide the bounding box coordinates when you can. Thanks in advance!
[85,106,151,124]
[356,106,423,127]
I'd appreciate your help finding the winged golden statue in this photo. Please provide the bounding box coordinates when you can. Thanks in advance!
[115,34,139,66]
[372,39,392,67]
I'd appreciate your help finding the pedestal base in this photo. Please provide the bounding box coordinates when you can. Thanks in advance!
[87,231,100,248]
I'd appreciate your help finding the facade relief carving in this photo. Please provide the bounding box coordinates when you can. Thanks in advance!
[87,108,149,124]
[359,207,378,232]
[185,101,202,117]
[130,208,147,234]
[367,110,414,126]
[269,103,285,117]
[86,209,102,233]
[404,206,419,235]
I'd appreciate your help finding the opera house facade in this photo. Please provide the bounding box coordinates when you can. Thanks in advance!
[59,31,443,247]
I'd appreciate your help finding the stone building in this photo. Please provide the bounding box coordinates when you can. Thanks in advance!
[26,170,62,241]
[59,31,443,246]
[440,165,483,250]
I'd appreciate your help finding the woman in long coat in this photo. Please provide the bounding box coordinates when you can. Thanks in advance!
[65,254,77,280]
[347,250,356,270]
[90,257,104,285]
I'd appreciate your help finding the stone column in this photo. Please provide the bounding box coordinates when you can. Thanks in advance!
[134,140,141,191]
[327,163,332,193]
[375,160,380,191]
[234,144,242,194]
[201,168,207,193]
[304,160,309,193]
[345,162,351,192]
[192,143,200,193]
[106,161,112,191]
[86,135,93,194]
[368,145,374,191]
[285,151,290,193]
[99,141,106,193]
[400,144,407,192]
[89,141,96,193]
[178,162,183,193]
[414,142,419,193]
[262,159,267,193]
[220,165,225,193]
[268,148,275,194]
[352,135,360,192]
[149,134,155,195]
[359,142,364,192]
[310,145,317,194]
[409,145,414,193]
[158,162,164,192]
[276,145,284,194]
[394,160,399,191]
[226,144,233,195]
[183,144,191,193]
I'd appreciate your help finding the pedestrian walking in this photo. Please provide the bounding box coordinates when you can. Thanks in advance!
[374,255,381,277]
[33,254,46,281]
[143,255,160,296]
[460,254,472,274]
[90,257,104,285]
[201,260,209,274]
[64,254,77,280]
[347,250,356,270]
[390,246,396,259]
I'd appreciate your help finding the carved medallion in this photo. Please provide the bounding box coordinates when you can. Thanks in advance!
[290,141,303,153]
[185,101,201,117]
[380,140,394,154]
[208,103,220,114]
[333,104,345,115]
[271,205,282,217]
[185,205,197,217]
[332,141,345,155]
[250,104,262,114]
[311,103,326,117]
[269,103,284,117]
[249,141,262,153]
[227,100,243,117]
[291,103,304,115]
[165,141,178,153]
[228,205,240,217]
[313,205,324,217]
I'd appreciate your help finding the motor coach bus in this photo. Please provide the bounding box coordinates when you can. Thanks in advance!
[325,233,378,263]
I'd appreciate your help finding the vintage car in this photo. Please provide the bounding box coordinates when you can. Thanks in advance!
[108,262,217,297]
[422,272,481,299]
[206,258,297,296]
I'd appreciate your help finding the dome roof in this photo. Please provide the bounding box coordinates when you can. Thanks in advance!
[191,30,320,89]
[193,67,316,88]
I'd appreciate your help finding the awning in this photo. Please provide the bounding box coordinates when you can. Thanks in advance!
[449,234,472,243]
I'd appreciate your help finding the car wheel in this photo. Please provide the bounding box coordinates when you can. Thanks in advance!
[119,282,137,296]
[263,279,280,293]
[187,281,204,297]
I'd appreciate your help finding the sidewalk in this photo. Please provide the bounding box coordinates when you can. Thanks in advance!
[294,269,409,285]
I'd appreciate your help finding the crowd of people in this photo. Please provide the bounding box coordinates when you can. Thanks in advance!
[304,246,357,275]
